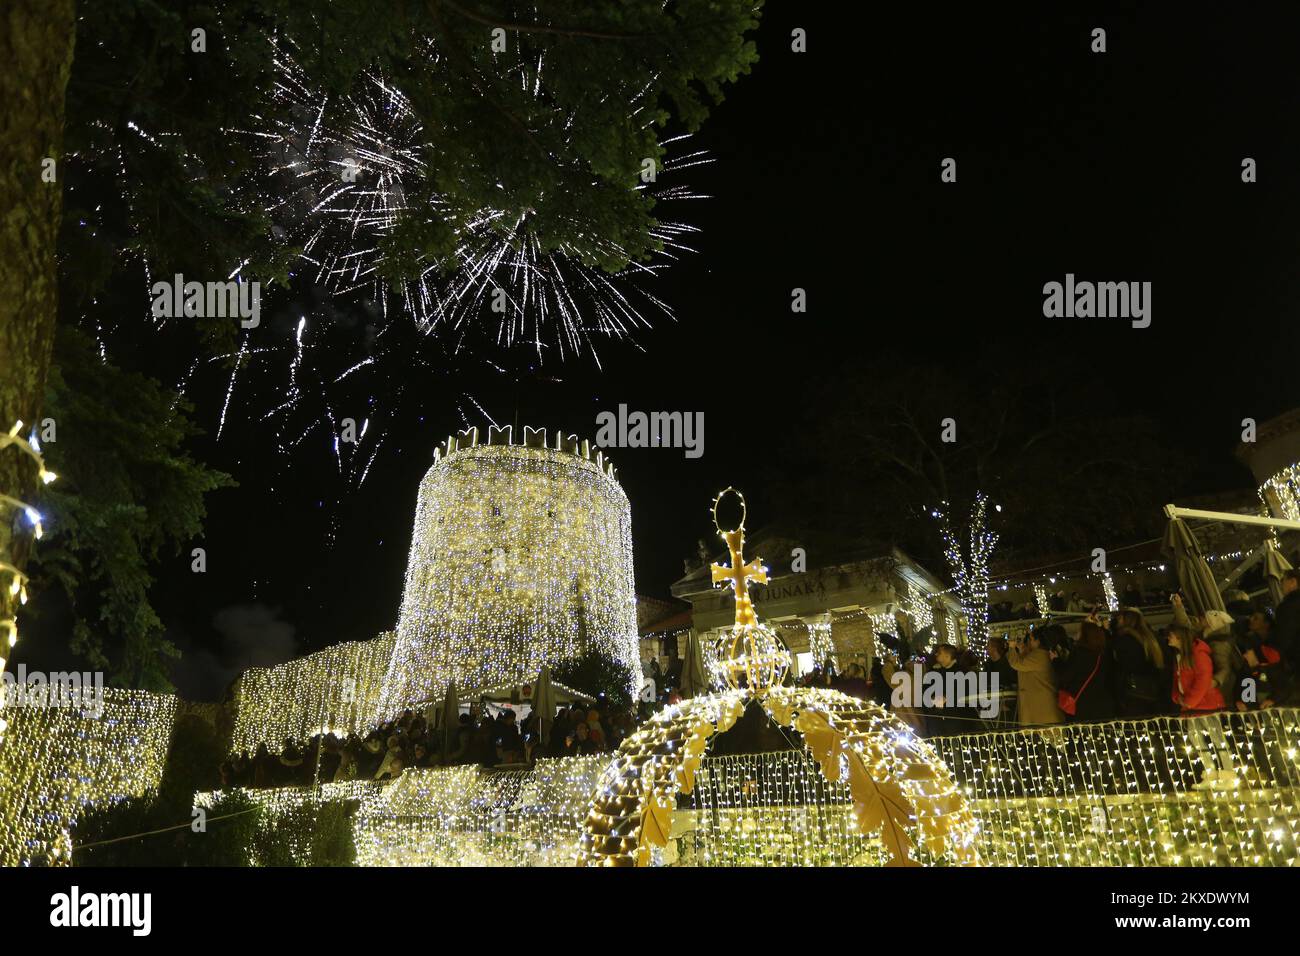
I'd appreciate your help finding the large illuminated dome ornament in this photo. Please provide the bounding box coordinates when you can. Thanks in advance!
[578,489,979,867]
[377,426,640,714]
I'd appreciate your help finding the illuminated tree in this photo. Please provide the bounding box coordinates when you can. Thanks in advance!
[932,493,998,657]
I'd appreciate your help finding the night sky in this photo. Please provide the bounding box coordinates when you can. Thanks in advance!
[22,6,1300,698]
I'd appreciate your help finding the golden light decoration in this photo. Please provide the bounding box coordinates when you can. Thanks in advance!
[1260,462,1300,521]
[712,625,790,692]
[576,487,979,867]
[930,707,1300,866]
[349,756,609,866]
[229,632,396,756]
[377,427,641,716]
[0,419,58,747]
[0,688,177,865]
[576,686,978,866]
[707,486,789,692]
[189,708,1300,867]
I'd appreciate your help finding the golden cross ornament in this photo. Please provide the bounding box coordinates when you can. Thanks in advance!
[709,487,768,628]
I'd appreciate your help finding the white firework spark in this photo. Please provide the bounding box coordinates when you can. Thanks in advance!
[203,41,710,485]
[250,44,709,365]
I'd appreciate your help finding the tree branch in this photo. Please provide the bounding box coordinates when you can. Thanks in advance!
[439,0,656,40]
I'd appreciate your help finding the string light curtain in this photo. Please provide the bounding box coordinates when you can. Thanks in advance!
[930,708,1300,866]
[680,750,881,865]
[351,756,609,866]
[0,688,177,865]
[378,433,640,715]
[198,709,1300,867]
[229,632,396,756]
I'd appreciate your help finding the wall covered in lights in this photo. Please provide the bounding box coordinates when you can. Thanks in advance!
[0,688,177,865]
[930,708,1300,866]
[229,632,396,756]
[378,431,640,715]
[196,707,1300,867]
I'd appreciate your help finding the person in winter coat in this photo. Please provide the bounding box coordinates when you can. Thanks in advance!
[1234,634,1289,710]
[984,636,1017,689]
[924,645,981,736]
[1200,609,1245,700]
[1007,628,1063,725]
[1110,608,1167,717]
[1272,570,1300,677]
[1059,621,1115,722]
[1171,595,1243,700]
[1167,623,1226,714]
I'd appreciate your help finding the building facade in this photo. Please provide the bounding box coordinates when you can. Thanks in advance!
[669,529,961,674]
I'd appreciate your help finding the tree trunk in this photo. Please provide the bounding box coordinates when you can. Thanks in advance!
[0,0,77,689]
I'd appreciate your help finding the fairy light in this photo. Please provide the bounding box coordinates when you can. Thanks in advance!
[229,632,396,756]
[682,750,886,866]
[195,779,381,866]
[0,420,59,750]
[1034,584,1050,616]
[178,709,1300,867]
[805,618,834,669]
[1260,462,1300,521]
[349,756,609,866]
[1101,572,1119,612]
[0,688,176,865]
[867,610,900,659]
[377,428,641,716]
[931,708,1300,866]
[933,494,999,658]
[905,582,934,634]
[577,488,979,867]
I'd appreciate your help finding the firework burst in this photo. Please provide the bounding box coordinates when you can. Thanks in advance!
[253,46,709,361]
[203,41,711,485]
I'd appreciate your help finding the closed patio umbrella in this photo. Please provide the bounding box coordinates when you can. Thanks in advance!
[532,666,557,755]
[439,680,459,762]
[678,631,709,698]
[1160,517,1225,618]
[1264,539,1293,607]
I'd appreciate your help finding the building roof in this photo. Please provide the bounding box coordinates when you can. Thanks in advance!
[670,523,902,596]
[640,608,693,636]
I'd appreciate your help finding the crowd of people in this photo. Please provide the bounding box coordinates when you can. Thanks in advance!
[988,585,1178,623]
[218,698,641,789]
[851,571,1300,737]
[219,572,1300,789]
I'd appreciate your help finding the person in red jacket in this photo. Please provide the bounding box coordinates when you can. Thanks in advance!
[1166,623,1226,713]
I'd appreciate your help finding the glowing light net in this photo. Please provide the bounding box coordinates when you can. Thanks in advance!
[378,433,639,714]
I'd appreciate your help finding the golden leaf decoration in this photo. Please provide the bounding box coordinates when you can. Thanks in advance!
[642,795,673,848]
[578,686,978,867]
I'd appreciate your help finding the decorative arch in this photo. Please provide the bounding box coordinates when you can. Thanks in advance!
[577,687,979,866]
[577,691,747,866]
[577,488,979,867]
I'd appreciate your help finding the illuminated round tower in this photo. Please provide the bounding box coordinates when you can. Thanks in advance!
[377,426,640,714]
